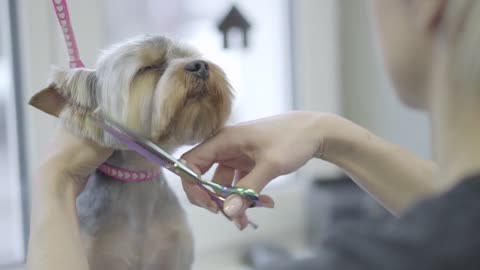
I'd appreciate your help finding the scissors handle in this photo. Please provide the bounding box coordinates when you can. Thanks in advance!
[168,161,260,204]
[195,178,259,229]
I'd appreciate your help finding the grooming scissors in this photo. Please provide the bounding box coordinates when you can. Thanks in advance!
[88,109,260,228]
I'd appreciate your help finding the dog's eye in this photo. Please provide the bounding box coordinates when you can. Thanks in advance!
[137,63,167,75]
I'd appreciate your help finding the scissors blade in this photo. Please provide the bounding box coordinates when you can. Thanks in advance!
[89,110,260,228]
[89,110,204,183]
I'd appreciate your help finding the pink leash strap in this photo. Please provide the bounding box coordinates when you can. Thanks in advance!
[51,0,161,182]
[51,0,85,68]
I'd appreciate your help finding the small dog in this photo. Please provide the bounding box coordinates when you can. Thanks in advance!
[29,35,233,270]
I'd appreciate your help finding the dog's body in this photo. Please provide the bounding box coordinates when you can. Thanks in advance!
[30,35,233,270]
[77,152,193,270]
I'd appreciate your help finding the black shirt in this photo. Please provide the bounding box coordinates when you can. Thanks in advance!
[262,175,480,270]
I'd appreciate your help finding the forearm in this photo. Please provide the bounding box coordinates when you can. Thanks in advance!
[27,170,89,270]
[319,116,439,214]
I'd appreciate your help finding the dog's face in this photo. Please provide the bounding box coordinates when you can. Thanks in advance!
[30,35,233,148]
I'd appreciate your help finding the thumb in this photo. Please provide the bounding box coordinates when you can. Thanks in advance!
[223,162,277,217]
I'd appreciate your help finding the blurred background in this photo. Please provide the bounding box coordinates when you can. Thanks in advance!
[0,0,431,269]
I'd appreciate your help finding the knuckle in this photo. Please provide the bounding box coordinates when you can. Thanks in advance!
[265,156,284,171]
[182,180,197,194]
[218,126,235,141]
[179,152,191,162]
[188,198,198,207]
[185,195,196,206]
[185,193,203,207]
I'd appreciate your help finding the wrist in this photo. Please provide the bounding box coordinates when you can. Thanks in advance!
[313,114,371,166]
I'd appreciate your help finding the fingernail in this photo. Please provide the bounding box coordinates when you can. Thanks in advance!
[196,201,210,210]
[196,200,218,214]
[207,203,218,214]
[262,201,275,208]
[233,220,242,231]
[224,196,244,217]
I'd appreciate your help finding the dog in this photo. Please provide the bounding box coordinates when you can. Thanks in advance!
[29,35,233,270]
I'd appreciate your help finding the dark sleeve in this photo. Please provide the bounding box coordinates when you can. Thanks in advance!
[256,220,419,270]
[319,218,424,270]
[318,178,480,270]
[258,178,480,270]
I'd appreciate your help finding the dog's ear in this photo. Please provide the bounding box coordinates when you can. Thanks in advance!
[29,67,97,117]
[28,86,67,117]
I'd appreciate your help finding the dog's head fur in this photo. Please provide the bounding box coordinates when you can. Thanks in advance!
[30,35,233,149]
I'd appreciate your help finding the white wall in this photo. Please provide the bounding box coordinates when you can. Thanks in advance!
[19,0,103,170]
[294,0,343,182]
[338,0,431,159]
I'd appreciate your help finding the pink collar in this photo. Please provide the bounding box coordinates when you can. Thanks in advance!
[52,0,161,183]
[98,163,161,182]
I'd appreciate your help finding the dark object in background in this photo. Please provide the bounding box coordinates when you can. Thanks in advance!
[217,5,251,49]
[305,174,391,249]
[244,174,391,269]
[242,243,293,270]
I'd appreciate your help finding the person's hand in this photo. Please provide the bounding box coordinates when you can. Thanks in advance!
[35,125,113,196]
[180,111,338,229]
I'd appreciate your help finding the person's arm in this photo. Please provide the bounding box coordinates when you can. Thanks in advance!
[320,115,439,214]
[27,164,89,270]
[180,111,440,228]
[27,126,112,270]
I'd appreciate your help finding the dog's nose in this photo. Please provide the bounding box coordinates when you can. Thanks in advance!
[184,60,209,80]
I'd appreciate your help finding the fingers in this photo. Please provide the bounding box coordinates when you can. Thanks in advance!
[223,162,277,218]
[181,180,218,213]
[180,140,219,175]
[180,128,244,213]
[179,127,280,227]
[258,194,275,208]
[235,161,277,194]
[180,128,239,174]
[224,193,275,218]
[181,158,277,229]
[231,194,275,230]
[232,214,249,231]
[212,164,235,187]
[180,160,218,213]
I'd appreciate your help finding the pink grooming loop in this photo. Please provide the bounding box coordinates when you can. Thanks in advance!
[51,0,84,68]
